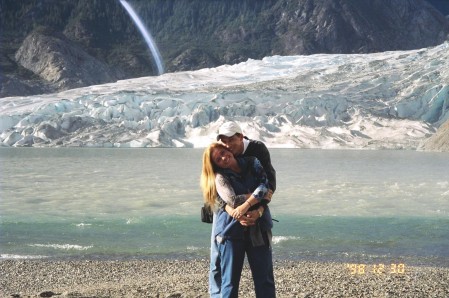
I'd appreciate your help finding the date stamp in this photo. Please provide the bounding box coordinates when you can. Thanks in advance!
[346,263,406,275]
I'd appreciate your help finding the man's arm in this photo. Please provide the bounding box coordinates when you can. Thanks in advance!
[230,157,270,218]
[245,140,276,218]
[246,140,276,193]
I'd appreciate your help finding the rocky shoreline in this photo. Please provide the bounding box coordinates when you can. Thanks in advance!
[1,259,448,297]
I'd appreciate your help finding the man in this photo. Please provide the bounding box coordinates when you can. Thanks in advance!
[209,121,276,297]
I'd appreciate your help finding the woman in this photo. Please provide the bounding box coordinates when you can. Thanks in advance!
[201,142,276,298]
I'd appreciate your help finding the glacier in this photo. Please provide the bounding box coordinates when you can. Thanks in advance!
[1,42,448,149]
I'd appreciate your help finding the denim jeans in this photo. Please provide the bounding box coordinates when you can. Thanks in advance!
[209,213,221,297]
[217,230,276,298]
[245,232,276,298]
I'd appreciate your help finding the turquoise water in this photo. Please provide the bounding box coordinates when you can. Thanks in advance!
[1,148,448,266]
[2,215,448,267]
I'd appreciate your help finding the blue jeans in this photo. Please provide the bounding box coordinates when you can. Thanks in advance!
[216,230,276,298]
[245,234,276,298]
[209,213,221,297]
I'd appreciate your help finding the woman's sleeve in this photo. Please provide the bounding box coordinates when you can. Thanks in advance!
[251,158,269,202]
[215,173,247,208]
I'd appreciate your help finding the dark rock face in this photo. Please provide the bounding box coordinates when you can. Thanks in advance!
[0,74,49,98]
[169,49,218,72]
[14,28,125,91]
[274,0,449,55]
[2,0,449,97]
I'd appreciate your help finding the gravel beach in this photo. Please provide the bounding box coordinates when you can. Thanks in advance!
[1,259,448,297]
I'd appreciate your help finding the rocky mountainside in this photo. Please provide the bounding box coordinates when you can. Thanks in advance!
[420,119,449,151]
[15,27,125,91]
[273,0,449,54]
[427,0,449,15]
[1,0,448,98]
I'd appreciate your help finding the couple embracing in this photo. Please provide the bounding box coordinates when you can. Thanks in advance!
[201,121,277,298]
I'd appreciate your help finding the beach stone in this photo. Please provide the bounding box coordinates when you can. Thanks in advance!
[1,260,448,297]
[39,291,57,297]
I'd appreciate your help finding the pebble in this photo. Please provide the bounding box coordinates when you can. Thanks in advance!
[1,260,448,297]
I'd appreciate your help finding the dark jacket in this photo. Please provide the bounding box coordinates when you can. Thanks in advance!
[243,137,276,192]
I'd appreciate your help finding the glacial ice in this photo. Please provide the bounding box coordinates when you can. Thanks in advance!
[0,42,448,149]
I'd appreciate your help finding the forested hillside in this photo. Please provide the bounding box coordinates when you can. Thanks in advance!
[427,0,449,15]
[1,0,279,77]
[1,0,448,97]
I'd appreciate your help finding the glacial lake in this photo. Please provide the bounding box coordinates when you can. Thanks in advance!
[1,148,448,266]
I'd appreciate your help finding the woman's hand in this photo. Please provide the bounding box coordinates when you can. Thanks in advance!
[225,204,244,220]
[225,205,257,226]
[231,201,250,219]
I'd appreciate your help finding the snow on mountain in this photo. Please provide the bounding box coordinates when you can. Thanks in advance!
[1,42,448,149]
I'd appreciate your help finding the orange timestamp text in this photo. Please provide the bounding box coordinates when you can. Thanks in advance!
[346,263,406,275]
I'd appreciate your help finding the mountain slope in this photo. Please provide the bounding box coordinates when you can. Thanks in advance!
[15,27,125,90]
[1,0,448,97]
[420,119,449,151]
[273,0,449,54]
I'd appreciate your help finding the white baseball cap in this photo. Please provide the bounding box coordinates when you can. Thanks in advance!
[217,121,243,140]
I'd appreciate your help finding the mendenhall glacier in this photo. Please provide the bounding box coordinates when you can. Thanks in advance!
[1,42,448,149]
